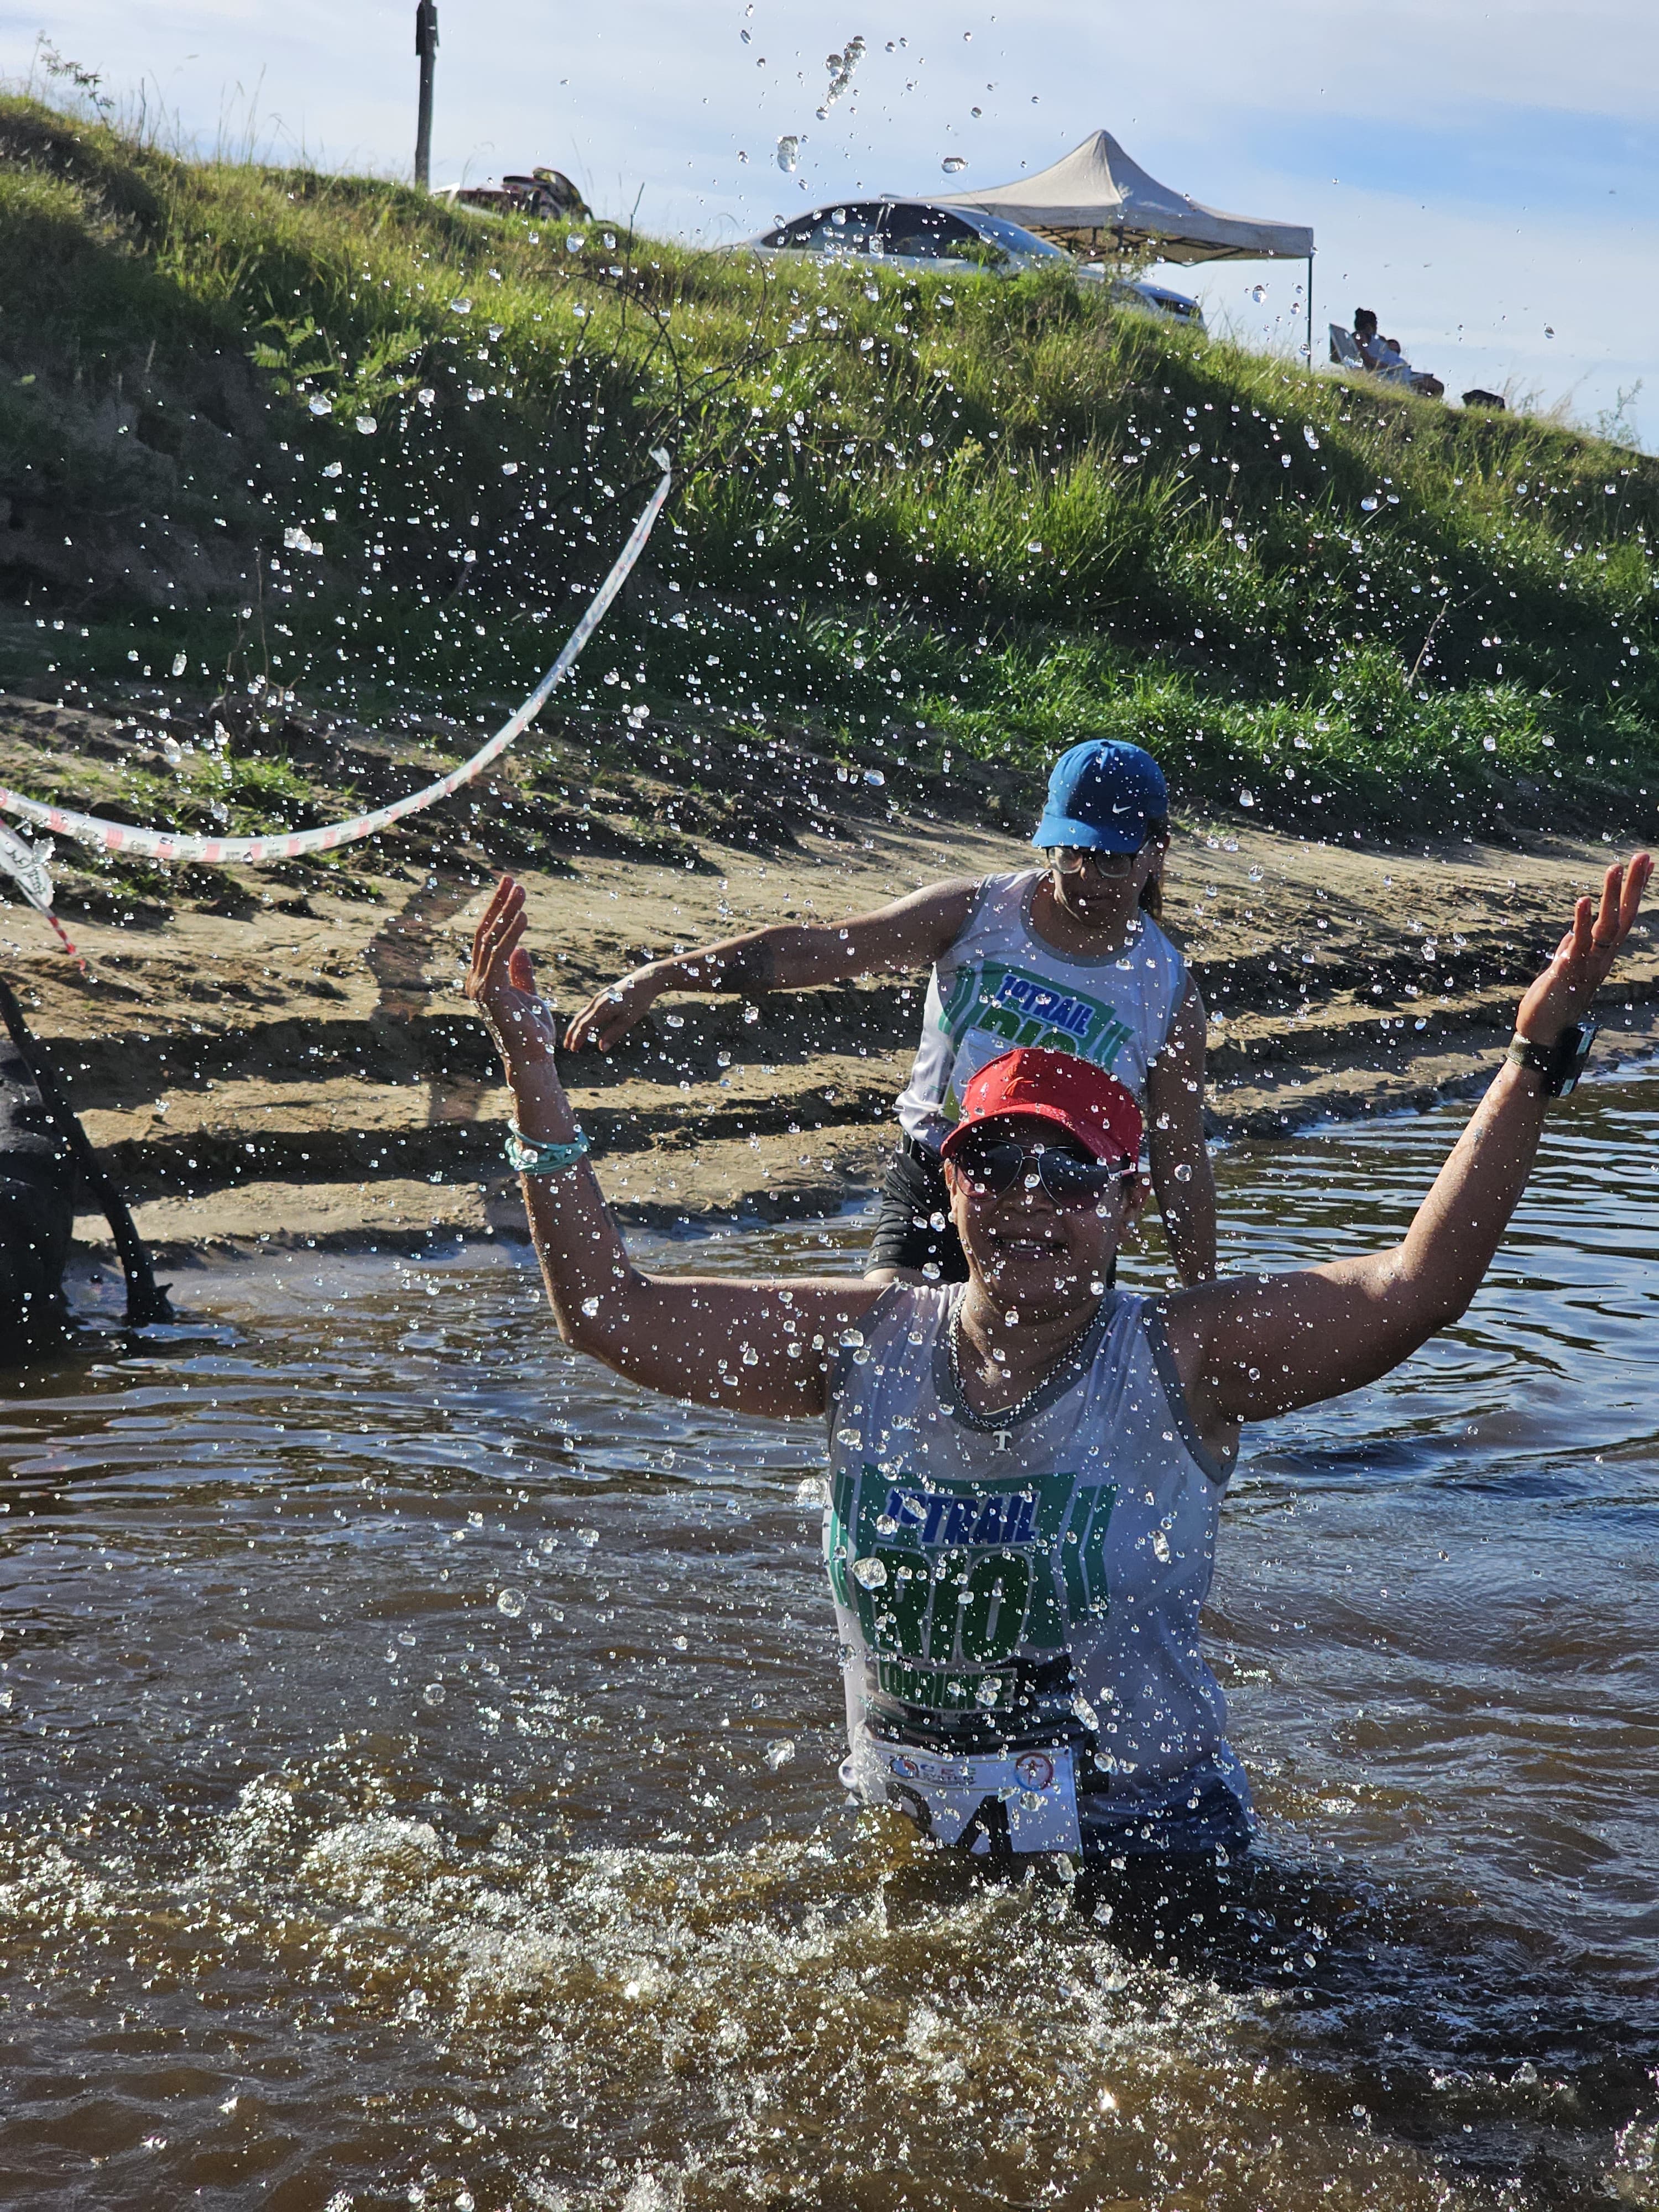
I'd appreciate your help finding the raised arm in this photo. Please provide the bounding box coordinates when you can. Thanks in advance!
[562,877,980,1053]
[468,877,885,1417]
[1145,982,1217,1285]
[1166,855,1651,1447]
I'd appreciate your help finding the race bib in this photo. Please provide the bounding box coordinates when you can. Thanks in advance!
[865,1736,1082,1856]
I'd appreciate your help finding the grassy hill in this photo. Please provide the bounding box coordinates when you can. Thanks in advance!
[2,91,1657,865]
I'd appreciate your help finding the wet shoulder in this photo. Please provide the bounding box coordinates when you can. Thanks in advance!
[827,1282,951,1413]
[944,870,1043,962]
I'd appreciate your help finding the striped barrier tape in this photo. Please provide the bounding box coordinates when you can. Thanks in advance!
[0,457,671,887]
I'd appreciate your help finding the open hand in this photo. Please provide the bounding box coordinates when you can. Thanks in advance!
[1515,853,1652,1043]
[466,875,560,1072]
[563,964,661,1054]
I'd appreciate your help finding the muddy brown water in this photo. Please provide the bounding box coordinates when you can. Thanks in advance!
[1,1072,1657,2210]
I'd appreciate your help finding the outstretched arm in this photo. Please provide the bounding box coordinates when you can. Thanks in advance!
[1166,856,1651,1444]
[1145,983,1217,1285]
[468,877,884,1417]
[562,877,980,1053]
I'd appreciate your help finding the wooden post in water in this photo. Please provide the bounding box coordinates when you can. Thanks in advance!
[414,0,439,191]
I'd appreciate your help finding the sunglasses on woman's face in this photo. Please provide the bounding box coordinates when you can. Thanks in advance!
[953,1139,1136,1208]
[1046,844,1146,881]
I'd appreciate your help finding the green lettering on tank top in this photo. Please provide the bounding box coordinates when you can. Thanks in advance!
[832,1465,1099,1707]
[940,959,1136,1066]
[1060,1484,1115,1619]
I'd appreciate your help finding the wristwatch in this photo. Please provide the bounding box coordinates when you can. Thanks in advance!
[1506,1019,1598,1097]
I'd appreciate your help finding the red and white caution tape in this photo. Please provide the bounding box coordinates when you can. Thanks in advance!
[0,457,671,881]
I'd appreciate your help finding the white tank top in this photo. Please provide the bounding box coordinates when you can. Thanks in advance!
[894,872,1189,1152]
[824,1282,1252,1848]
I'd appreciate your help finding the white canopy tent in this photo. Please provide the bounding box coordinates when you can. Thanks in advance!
[938,131,1315,353]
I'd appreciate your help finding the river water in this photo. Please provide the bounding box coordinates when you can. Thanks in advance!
[2,1072,1657,2211]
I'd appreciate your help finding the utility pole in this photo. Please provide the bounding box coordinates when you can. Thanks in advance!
[414,0,439,191]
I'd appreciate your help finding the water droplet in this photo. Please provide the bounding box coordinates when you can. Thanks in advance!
[776,134,800,173]
[496,1588,525,1618]
[919,431,934,448]
[422,1682,446,1706]
[1173,1162,1193,1183]
[974,1675,1004,1707]
[1250,283,1267,304]
[765,1738,796,1769]
[1248,864,1264,882]
[1151,1529,1171,1563]
[581,1295,600,1317]
[863,767,885,786]
[874,1512,899,1536]
[307,394,332,416]
[941,155,967,175]
[852,1556,889,1590]
[416,385,436,408]
[1004,1308,1019,1326]
[451,295,472,314]
[502,459,519,475]
[577,1527,601,1549]
[355,414,377,436]
[1545,325,1554,338]
[566,233,587,252]
[170,651,187,676]
[1239,789,1255,808]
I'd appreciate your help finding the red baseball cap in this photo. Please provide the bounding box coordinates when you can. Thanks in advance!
[940,1047,1144,1166]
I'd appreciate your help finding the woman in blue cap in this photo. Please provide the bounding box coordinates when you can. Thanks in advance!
[564,739,1215,1286]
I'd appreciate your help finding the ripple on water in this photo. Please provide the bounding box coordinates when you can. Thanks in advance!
[0,1076,1655,2205]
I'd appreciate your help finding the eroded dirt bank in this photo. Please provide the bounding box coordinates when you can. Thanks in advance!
[2,693,1655,1275]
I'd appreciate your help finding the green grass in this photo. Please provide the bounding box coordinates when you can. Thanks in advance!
[1,92,1656,844]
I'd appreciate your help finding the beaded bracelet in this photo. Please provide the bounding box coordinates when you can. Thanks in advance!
[505,1122,591,1175]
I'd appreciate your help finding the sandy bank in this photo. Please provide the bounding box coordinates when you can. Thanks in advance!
[2,697,1653,1271]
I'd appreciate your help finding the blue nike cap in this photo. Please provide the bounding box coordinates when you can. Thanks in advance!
[1032,739,1167,855]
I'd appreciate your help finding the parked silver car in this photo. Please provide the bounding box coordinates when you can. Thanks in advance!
[750,197,1063,275]
[747,199,1206,328]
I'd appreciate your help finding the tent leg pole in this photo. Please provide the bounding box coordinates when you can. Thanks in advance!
[1306,253,1314,368]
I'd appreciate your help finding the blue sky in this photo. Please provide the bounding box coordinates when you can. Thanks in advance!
[8,0,1657,444]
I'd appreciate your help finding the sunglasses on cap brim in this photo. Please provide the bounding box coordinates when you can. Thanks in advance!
[951,1138,1137,1208]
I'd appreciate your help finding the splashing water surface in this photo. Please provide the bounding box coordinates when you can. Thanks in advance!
[1,1071,1658,2208]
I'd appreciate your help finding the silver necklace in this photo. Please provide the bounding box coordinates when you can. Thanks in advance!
[947,1293,1101,1432]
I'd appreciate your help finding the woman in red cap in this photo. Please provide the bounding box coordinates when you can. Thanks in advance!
[467,854,1648,1867]
[561,739,1217,1289]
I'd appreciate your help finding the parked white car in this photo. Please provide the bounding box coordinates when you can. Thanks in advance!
[745,199,1206,329]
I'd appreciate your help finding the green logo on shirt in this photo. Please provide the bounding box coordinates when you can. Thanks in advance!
[828,1466,1115,1711]
[937,959,1135,1121]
